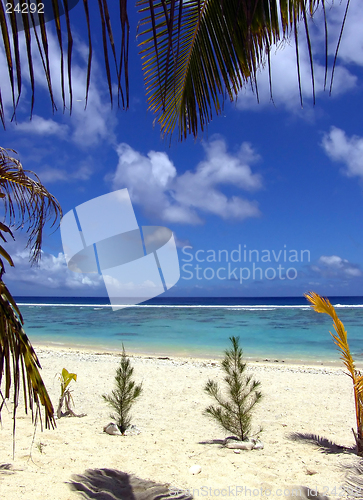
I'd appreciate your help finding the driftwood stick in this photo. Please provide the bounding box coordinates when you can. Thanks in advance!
[57,391,86,419]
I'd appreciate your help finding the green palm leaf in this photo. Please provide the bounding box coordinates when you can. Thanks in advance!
[137,0,346,140]
[0,1,350,138]
[0,147,62,263]
[0,148,62,453]
[0,1,129,123]
[60,368,77,396]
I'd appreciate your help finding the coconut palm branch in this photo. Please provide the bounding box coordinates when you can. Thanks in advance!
[0,147,62,263]
[0,0,129,126]
[0,147,62,451]
[1,1,351,139]
[137,0,351,140]
[305,291,363,456]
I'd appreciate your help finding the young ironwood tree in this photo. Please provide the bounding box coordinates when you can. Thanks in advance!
[103,345,142,434]
[204,336,262,441]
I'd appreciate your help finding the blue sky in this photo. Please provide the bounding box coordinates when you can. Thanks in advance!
[1,1,363,298]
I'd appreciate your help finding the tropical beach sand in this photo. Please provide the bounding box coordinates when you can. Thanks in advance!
[1,346,362,499]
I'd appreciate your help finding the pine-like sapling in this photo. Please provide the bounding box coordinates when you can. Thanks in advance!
[204,336,262,441]
[103,345,143,434]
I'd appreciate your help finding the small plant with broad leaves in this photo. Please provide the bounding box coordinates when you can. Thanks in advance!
[204,336,262,441]
[305,291,363,456]
[57,368,85,419]
[103,345,143,435]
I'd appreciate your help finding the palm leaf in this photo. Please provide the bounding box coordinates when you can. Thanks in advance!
[7,0,22,119]
[61,368,77,395]
[0,1,129,123]
[21,9,35,118]
[0,1,16,114]
[0,147,62,263]
[137,0,348,140]
[0,275,56,457]
[0,149,62,453]
[304,291,355,378]
[305,291,363,454]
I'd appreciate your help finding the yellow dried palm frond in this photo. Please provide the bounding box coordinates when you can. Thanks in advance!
[355,375,363,409]
[305,291,363,454]
[304,291,355,379]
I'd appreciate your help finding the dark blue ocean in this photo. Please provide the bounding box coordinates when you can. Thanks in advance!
[15,296,363,362]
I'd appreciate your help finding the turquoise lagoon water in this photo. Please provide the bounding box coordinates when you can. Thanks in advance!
[15,296,363,363]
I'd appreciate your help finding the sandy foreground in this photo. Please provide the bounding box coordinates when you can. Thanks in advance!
[1,346,362,500]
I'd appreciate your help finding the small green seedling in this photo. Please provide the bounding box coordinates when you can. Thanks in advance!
[57,368,85,418]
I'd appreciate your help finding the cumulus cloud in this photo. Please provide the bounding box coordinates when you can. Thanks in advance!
[325,0,363,67]
[1,29,117,147]
[15,115,69,137]
[3,236,104,295]
[110,139,263,224]
[237,2,360,113]
[311,255,362,278]
[321,127,363,179]
[237,40,356,112]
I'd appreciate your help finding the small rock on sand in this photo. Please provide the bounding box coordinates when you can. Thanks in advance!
[103,423,122,436]
[189,465,202,475]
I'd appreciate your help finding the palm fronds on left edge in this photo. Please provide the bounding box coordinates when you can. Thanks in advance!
[0,247,56,457]
[0,147,62,263]
[0,278,56,428]
[0,148,60,452]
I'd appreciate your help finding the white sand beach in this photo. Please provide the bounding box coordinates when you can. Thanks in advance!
[1,346,362,499]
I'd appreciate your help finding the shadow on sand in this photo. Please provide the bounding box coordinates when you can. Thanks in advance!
[69,468,193,500]
[288,432,355,454]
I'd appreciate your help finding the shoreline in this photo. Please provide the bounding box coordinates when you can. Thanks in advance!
[32,341,357,369]
[1,342,361,499]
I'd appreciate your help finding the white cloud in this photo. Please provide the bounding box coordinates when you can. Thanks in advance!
[321,127,363,178]
[110,139,262,224]
[1,28,117,146]
[312,255,362,278]
[3,235,104,294]
[237,2,360,113]
[237,38,356,112]
[15,115,69,137]
[103,275,159,291]
[36,163,93,184]
[325,0,363,67]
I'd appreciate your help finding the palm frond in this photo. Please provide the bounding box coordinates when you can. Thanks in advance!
[137,0,348,140]
[0,0,129,124]
[0,276,55,456]
[0,149,61,452]
[305,291,363,455]
[304,291,355,378]
[0,147,62,263]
